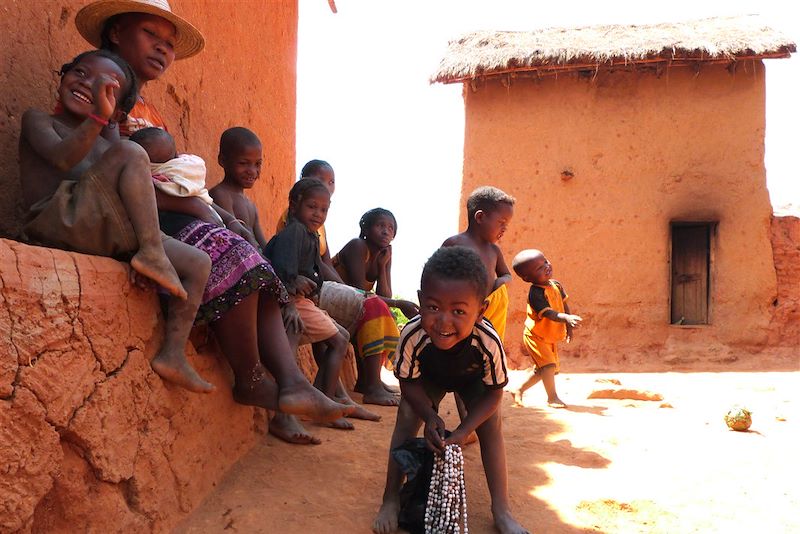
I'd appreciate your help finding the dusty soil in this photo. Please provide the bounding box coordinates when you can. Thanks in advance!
[177,368,798,534]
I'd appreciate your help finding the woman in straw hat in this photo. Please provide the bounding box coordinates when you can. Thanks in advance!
[74,0,355,433]
[75,0,204,137]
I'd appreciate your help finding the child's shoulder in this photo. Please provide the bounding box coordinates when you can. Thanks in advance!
[21,108,56,133]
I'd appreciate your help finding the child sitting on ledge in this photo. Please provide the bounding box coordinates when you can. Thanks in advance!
[18,50,214,393]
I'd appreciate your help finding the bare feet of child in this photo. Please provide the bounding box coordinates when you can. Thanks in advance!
[268,413,322,445]
[494,509,529,534]
[509,389,524,406]
[336,396,382,421]
[329,417,355,430]
[277,382,354,423]
[130,249,187,299]
[547,397,567,409]
[361,386,401,407]
[232,367,279,410]
[372,497,400,534]
[151,350,215,393]
[383,382,400,394]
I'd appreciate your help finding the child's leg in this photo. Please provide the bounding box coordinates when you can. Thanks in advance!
[509,367,540,405]
[90,141,185,298]
[255,293,352,422]
[539,364,566,407]
[149,238,215,393]
[211,291,279,410]
[475,409,529,534]
[372,399,424,534]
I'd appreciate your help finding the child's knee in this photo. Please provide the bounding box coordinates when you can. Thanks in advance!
[112,139,149,162]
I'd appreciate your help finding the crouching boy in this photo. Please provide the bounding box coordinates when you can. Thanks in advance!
[372,246,528,534]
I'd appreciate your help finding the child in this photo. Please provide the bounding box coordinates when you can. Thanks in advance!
[130,127,222,223]
[264,178,359,430]
[332,208,419,406]
[442,185,515,341]
[372,246,528,534]
[208,127,269,248]
[509,249,582,408]
[18,50,215,393]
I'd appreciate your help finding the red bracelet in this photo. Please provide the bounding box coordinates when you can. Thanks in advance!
[88,113,109,126]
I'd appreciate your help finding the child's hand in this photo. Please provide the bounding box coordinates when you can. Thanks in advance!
[92,74,120,121]
[282,302,305,335]
[424,413,447,454]
[376,245,392,268]
[444,428,469,448]
[293,275,317,297]
[565,314,582,328]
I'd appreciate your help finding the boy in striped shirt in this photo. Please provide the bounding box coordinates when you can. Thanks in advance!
[372,246,527,534]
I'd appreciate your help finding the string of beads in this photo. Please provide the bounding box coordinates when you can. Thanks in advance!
[424,444,468,533]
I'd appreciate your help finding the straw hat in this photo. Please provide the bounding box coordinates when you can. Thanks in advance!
[75,0,205,60]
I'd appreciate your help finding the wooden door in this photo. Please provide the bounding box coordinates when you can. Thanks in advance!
[671,225,710,325]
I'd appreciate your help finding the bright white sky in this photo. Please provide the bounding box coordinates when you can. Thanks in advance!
[296,0,799,299]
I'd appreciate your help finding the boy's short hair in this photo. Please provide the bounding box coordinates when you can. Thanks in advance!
[288,177,330,206]
[300,159,332,178]
[60,50,138,114]
[219,127,261,157]
[466,186,515,222]
[421,246,489,300]
[359,207,397,238]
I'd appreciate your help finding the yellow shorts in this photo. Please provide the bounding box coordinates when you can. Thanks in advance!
[523,331,559,373]
[294,296,341,344]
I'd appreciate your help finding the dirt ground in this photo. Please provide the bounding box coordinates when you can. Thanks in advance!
[177,367,798,534]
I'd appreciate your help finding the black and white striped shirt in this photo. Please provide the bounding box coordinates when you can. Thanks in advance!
[394,316,508,391]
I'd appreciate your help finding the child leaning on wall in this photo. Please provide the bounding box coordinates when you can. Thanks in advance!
[18,49,215,393]
[509,249,582,408]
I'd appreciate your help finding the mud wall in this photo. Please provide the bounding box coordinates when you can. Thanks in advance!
[768,215,800,349]
[460,63,781,370]
[0,238,267,532]
[0,0,297,238]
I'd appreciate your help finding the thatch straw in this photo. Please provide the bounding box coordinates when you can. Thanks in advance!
[432,15,796,84]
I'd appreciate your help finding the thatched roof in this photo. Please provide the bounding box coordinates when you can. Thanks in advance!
[432,15,796,84]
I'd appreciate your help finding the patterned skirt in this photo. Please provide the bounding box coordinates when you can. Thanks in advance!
[174,220,289,325]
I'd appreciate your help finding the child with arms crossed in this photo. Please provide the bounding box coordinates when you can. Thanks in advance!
[509,249,582,408]
[372,246,528,534]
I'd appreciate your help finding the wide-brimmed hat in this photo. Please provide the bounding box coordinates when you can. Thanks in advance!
[75,0,205,59]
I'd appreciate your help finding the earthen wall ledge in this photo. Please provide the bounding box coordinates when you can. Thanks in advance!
[0,237,264,532]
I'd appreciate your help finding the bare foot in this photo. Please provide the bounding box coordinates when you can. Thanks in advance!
[494,509,529,534]
[509,389,524,406]
[130,249,187,299]
[383,382,400,394]
[151,350,215,393]
[336,398,382,421]
[361,386,401,407]
[547,398,567,409]
[269,413,321,445]
[278,382,354,423]
[232,368,279,410]
[372,497,400,534]
[329,417,355,430]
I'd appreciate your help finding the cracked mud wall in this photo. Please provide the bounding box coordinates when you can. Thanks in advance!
[0,239,264,532]
[0,0,298,239]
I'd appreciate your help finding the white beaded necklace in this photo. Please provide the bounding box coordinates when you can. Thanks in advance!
[424,444,468,533]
